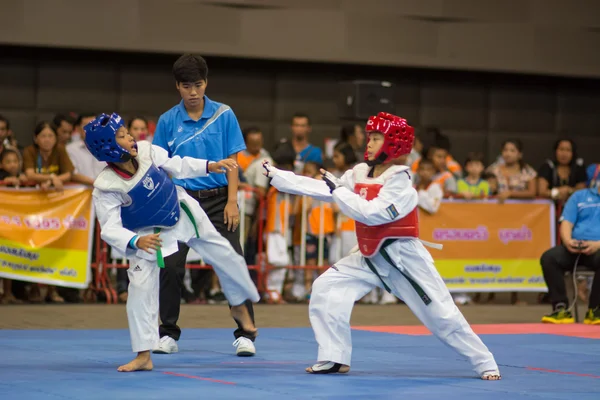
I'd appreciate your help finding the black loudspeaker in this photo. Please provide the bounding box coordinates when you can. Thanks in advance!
[338,80,395,120]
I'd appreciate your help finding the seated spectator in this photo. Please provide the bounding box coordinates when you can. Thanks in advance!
[415,159,443,214]
[586,163,600,189]
[52,114,75,146]
[540,186,600,325]
[0,149,27,187]
[457,152,490,199]
[537,138,586,202]
[128,117,151,142]
[331,142,357,178]
[486,139,537,203]
[339,123,366,163]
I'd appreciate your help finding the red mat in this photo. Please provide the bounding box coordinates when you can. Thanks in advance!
[353,323,600,339]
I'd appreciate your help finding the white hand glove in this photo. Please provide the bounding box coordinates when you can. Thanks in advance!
[262,159,280,178]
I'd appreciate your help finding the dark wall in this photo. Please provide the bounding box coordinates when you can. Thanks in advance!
[1,46,599,169]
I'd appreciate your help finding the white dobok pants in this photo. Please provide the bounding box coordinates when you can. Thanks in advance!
[309,238,498,375]
[126,203,260,353]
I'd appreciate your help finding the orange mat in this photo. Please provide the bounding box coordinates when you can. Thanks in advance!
[353,323,600,339]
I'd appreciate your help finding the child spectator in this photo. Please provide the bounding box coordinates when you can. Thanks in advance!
[413,136,458,195]
[457,152,490,199]
[415,159,444,214]
[299,162,334,301]
[264,139,296,302]
[0,148,27,304]
[331,142,358,177]
[0,149,27,187]
[410,129,462,179]
[484,173,499,196]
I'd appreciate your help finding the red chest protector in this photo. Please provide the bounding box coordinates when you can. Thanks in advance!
[353,166,419,257]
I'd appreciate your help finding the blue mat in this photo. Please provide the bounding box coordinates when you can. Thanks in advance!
[0,328,599,400]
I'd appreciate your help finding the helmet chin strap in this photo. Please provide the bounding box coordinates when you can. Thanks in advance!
[119,142,138,162]
[366,152,388,167]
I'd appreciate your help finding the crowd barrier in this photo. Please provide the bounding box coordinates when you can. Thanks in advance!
[0,181,560,303]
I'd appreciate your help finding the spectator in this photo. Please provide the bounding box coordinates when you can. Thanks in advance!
[483,173,499,196]
[238,126,273,268]
[0,148,27,304]
[537,138,586,202]
[586,163,600,189]
[331,142,357,178]
[413,135,458,195]
[289,113,323,173]
[339,123,365,163]
[415,159,443,215]
[52,114,75,146]
[22,122,74,303]
[406,131,423,167]
[0,149,27,187]
[486,139,537,305]
[457,152,490,199]
[66,112,106,186]
[264,139,296,302]
[0,115,13,153]
[293,162,334,302]
[23,122,73,192]
[486,139,537,203]
[410,128,462,178]
[128,117,151,142]
[540,186,600,325]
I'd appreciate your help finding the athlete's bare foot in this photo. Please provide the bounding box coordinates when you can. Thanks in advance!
[305,361,350,374]
[230,303,258,337]
[117,351,153,372]
[481,370,501,380]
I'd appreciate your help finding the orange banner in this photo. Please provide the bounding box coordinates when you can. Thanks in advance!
[0,186,94,288]
[419,200,555,292]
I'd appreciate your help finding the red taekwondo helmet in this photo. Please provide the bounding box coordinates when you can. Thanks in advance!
[364,112,414,166]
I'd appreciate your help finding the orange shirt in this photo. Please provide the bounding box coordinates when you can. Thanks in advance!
[264,187,293,234]
[238,150,260,172]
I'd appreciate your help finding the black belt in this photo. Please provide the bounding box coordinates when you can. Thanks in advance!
[186,186,228,199]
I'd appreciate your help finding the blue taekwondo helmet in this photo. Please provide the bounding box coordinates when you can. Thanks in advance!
[84,113,132,163]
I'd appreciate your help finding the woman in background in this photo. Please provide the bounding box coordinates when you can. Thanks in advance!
[486,139,536,305]
[22,122,74,303]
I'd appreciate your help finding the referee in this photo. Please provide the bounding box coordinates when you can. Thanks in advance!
[152,54,257,356]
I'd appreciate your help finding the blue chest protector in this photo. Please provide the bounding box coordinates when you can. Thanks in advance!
[121,163,180,231]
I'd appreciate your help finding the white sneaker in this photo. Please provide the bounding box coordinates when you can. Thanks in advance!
[233,337,256,357]
[153,336,178,354]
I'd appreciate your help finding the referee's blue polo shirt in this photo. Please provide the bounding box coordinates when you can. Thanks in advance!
[152,96,246,191]
[560,188,600,241]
